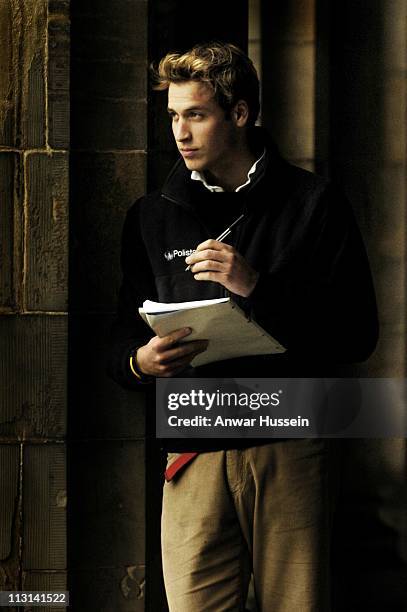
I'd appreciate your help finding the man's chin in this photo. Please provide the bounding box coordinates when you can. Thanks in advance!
[182,158,205,172]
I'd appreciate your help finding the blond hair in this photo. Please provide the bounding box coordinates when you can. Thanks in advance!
[152,42,260,126]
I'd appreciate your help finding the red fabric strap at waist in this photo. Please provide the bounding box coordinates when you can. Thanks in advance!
[164,452,199,482]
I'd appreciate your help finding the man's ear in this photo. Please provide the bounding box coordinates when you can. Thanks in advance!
[232,100,250,127]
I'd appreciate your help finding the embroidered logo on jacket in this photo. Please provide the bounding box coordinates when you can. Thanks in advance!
[164,248,195,262]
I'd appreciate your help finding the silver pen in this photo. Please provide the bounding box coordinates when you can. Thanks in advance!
[185,213,245,271]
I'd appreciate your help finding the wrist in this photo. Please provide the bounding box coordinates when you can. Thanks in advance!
[241,270,259,297]
[129,348,153,383]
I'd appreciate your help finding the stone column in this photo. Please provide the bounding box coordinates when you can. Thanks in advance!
[329,0,406,379]
[261,0,316,170]
[0,0,69,601]
[260,2,406,607]
[249,0,262,99]
[325,2,407,608]
[69,1,148,610]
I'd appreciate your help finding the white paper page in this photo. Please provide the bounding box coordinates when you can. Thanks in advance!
[141,297,229,314]
[142,300,285,367]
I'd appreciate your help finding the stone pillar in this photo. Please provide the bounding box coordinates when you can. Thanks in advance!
[248,0,262,97]
[0,0,69,602]
[69,1,148,610]
[324,2,407,608]
[260,2,406,607]
[261,0,316,170]
[329,0,406,379]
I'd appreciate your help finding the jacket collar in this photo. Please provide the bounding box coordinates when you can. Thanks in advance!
[161,127,281,208]
[190,148,266,193]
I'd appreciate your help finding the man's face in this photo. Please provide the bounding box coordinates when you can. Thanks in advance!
[167,81,240,176]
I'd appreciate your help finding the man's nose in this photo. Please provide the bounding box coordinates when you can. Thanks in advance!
[173,119,191,142]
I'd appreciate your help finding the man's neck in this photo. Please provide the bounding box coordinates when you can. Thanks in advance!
[204,141,258,192]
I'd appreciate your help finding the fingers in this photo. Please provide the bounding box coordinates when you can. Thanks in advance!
[154,327,192,351]
[185,246,235,274]
[155,343,209,377]
[195,239,233,252]
[193,271,228,284]
[188,259,224,274]
[160,339,209,364]
[187,247,236,279]
[158,349,207,377]
[185,244,232,264]
[187,247,228,262]
[138,329,208,377]
[141,330,209,377]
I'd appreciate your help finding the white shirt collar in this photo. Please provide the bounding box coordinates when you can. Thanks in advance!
[191,149,266,193]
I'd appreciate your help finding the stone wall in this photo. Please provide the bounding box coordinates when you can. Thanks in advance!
[0,0,69,606]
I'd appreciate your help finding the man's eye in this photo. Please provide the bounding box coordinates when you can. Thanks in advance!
[190,112,203,119]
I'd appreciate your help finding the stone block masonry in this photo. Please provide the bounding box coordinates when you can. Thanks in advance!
[0,0,69,604]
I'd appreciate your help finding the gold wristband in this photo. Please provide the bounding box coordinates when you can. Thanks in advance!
[129,351,152,384]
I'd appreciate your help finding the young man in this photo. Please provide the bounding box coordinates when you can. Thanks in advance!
[109,43,378,611]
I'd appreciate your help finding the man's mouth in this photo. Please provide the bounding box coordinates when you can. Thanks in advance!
[180,149,198,158]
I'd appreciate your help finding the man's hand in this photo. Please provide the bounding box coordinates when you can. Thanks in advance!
[136,327,209,377]
[185,239,259,297]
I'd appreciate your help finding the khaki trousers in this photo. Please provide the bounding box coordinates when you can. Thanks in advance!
[161,440,339,612]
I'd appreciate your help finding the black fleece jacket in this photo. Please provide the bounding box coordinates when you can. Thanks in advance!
[109,130,378,391]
